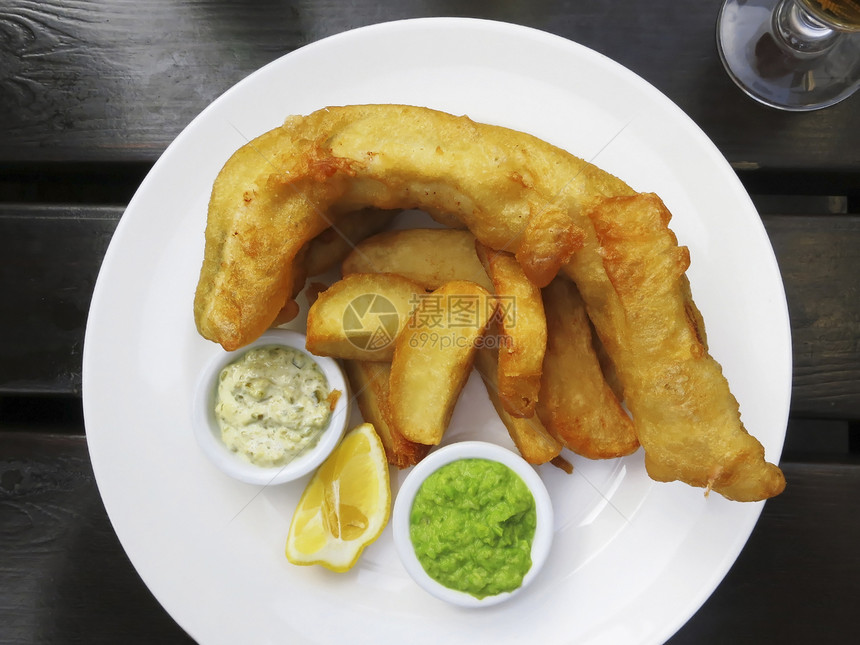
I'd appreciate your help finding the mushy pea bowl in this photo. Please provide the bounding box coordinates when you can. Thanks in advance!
[392,441,554,607]
[192,329,350,485]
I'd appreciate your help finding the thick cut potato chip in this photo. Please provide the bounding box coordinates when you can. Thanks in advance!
[473,346,561,464]
[536,277,638,459]
[388,281,496,445]
[343,360,429,469]
[304,208,397,277]
[342,228,493,292]
[305,273,424,361]
[276,210,396,325]
[476,242,546,418]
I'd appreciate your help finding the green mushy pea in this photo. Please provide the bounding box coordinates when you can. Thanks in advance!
[409,458,537,599]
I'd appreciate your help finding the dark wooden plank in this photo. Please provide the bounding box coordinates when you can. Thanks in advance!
[669,461,860,644]
[0,432,194,644]
[2,205,859,422]
[0,204,121,395]
[763,215,860,419]
[1,0,858,172]
[0,161,150,204]
[1,433,857,643]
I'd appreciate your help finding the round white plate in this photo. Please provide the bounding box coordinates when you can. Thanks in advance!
[83,17,791,645]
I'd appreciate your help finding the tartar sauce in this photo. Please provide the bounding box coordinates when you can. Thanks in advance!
[215,345,334,467]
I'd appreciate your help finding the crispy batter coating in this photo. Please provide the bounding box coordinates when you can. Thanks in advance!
[194,104,630,351]
[579,194,785,501]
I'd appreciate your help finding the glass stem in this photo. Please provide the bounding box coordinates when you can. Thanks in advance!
[774,0,840,54]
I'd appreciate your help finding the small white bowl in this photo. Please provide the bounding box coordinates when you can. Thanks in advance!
[392,441,554,607]
[192,329,350,485]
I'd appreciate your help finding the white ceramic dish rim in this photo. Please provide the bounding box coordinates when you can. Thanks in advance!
[392,441,554,608]
[192,329,350,485]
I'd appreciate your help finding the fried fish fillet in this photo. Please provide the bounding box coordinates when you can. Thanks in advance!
[193,104,630,351]
[577,194,785,501]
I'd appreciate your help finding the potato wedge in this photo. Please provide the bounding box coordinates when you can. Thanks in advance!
[343,360,430,468]
[536,277,638,459]
[475,242,546,418]
[304,208,397,277]
[342,228,493,292]
[473,346,562,464]
[389,281,496,445]
[305,273,424,361]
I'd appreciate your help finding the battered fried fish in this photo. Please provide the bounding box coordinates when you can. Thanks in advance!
[576,194,785,501]
[193,104,629,351]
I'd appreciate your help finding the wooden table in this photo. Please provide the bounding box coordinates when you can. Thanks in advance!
[1,1,858,643]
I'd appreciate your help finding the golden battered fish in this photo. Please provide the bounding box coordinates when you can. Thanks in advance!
[576,194,785,501]
[193,104,630,351]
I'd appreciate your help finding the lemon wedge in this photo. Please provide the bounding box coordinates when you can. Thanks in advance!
[286,423,391,572]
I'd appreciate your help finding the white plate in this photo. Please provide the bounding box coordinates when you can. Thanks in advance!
[83,17,791,645]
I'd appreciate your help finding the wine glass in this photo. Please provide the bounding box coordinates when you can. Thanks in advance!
[717,0,860,110]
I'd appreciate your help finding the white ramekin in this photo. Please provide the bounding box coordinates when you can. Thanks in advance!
[192,329,350,485]
[392,441,554,607]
